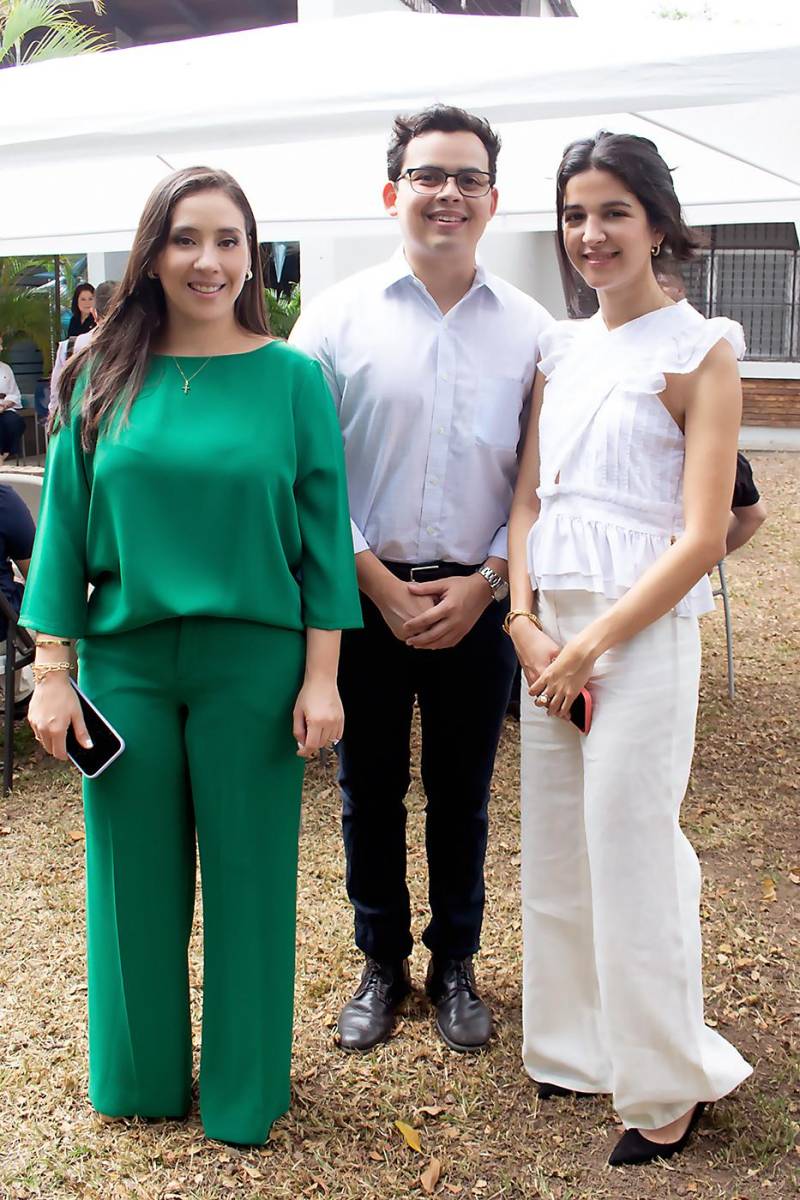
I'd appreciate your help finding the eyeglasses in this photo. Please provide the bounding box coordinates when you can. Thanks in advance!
[397,167,494,198]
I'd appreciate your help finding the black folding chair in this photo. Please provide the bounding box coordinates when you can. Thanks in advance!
[0,592,36,794]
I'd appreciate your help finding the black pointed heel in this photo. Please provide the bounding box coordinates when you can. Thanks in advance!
[609,1102,707,1167]
[536,1081,594,1100]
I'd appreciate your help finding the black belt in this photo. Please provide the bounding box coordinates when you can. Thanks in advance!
[381,560,480,583]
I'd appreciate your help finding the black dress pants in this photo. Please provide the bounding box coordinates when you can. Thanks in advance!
[0,411,24,457]
[338,588,517,963]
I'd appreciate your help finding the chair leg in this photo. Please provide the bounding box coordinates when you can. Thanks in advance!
[4,639,15,794]
[717,560,735,702]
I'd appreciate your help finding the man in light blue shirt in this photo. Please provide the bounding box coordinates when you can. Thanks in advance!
[291,105,552,1055]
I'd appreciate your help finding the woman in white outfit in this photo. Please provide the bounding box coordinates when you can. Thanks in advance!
[507,132,752,1168]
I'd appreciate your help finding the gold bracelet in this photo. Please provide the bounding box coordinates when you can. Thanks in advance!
[35,636,73,647]
[32,662,72,683]
[502,609,544,637]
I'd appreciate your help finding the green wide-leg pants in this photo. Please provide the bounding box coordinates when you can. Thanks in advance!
[78,617,306,1145]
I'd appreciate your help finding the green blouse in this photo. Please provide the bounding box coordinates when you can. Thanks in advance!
[20,342,362,639]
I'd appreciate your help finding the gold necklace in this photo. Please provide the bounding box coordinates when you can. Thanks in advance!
[173,356,211,395]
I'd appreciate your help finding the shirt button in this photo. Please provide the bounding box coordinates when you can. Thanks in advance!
[437,425,445,435]
[426,525,436,535]
[430,476,439,486]
[440,372,449,382]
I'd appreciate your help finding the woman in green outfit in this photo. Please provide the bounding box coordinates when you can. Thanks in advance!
[21,166,362,1145]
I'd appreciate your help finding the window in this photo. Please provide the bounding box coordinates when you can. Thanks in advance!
[685,224,799,362]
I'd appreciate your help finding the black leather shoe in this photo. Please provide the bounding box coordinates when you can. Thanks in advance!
[426,956,492,1052]
[609,1103,706,1167]
[336,957,410,1052]
[536,1081,594,1100]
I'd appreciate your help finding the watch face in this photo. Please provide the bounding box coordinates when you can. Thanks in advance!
[494,580,509,601]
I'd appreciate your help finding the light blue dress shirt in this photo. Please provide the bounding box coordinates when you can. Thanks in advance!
[290,250,552,564]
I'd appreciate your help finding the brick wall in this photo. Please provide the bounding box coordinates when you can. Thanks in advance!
[741,377,800,427]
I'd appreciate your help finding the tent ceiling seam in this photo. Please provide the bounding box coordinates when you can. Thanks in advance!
[633,112,800,190]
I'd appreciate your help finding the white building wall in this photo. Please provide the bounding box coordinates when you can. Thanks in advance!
[87,251,130,285]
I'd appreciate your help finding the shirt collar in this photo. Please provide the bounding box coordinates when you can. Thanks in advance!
[381,246,505,308]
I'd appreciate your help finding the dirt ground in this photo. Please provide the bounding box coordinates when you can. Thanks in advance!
[0,452,797,1200]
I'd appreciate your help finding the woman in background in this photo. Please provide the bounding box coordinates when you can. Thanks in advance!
[507,132,752,1167]
[66,282,96,338]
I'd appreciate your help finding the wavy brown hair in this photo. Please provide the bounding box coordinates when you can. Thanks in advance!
[56,166,269,450]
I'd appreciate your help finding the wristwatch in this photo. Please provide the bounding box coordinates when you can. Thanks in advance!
[476,565,509,602]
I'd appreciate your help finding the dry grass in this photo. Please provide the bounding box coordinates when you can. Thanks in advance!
[1,452,798,1200]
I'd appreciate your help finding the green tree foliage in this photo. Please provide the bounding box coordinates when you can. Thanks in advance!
[265,286,301,339]
[0,257,52,369]
[0,0,109,67]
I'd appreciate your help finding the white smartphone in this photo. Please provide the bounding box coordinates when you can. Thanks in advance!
[65,678,126,779]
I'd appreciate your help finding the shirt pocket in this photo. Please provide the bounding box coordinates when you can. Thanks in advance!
[473,375,523,451]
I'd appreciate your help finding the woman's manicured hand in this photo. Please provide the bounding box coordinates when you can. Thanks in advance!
[292,677,344,759]
[529,635,598,722]
[28,675,91,761]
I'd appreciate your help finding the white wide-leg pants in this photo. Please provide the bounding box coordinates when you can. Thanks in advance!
[520,590,752,1130]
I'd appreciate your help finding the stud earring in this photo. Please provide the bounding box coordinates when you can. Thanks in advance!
[651,244,662,257]
[245,268,253,281]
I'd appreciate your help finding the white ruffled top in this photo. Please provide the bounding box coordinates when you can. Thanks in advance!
[527,300,745,618]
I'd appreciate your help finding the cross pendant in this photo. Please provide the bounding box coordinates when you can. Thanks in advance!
[182,380,190,395]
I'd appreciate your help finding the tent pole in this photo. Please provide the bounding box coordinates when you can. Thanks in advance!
[53,254,61,366]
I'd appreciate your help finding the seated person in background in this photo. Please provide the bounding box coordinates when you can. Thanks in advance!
[50,281,119,414]
[0,484,36,710]
[728,451,767,555]
[0,335,25,462]
[0,484,35,639]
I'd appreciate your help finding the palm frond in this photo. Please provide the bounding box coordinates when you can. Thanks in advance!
[0,255,56,370]
[265,286,301,339]
[21,19,109,62]
[0,0,110,65]
[1,1,64,53]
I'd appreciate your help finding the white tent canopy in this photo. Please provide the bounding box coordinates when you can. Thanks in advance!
[1,11,799,254]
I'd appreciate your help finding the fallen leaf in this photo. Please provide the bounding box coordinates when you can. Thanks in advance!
[761,877,777,903]
[0,826,11,836]
[368,1151,382,1162]
[420,1157,441,1194]
[67,829,85,843]
[789,872,800,885]
[419,1105,446,1117]
[241,1164,263,1180]
[395,1120,422,1152]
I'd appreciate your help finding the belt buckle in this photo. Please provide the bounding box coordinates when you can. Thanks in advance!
[410,563,440,583]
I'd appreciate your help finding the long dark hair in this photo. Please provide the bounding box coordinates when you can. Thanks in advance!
[555,131,701,314]
[70,283,95,318]
[56,166,269,450]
